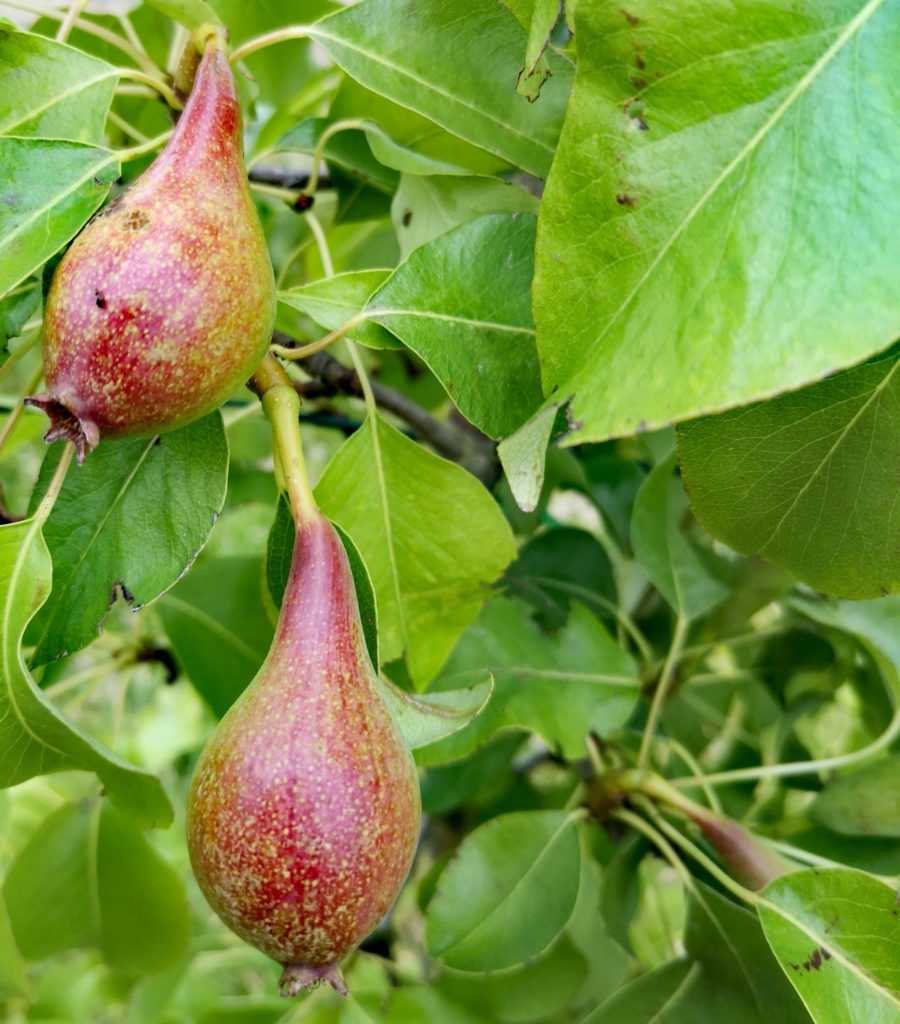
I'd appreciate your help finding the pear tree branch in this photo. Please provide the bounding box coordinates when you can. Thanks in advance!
[272,331,499,486]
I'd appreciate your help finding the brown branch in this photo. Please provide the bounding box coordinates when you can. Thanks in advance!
[273,331,499,487]
[249,166,332,192]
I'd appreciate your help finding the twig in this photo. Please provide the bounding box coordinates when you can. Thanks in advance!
[274,331,498,485]
[249,166,332,192]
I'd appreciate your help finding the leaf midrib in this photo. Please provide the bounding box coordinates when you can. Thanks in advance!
[0,68,118,136]
[309,26,555,160]
[35,440,157,653]
[435,812,576,959]
[761,888,900,1009]
[760,358,898,552]
[161,596,265,665]
[580,0,889,369]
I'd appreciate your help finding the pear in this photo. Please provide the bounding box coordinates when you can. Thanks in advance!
[186,508,422,997]
[27,36,275,461]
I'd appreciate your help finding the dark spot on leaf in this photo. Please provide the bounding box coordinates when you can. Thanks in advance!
[153,436,162,446]
[620,7,640,24]
[616,193,638,208]
[110,582,135,608]
[402,209,413,227]
[802,947,830,971]
[95,290,106,309]
[124,208,149,231]
[293,193,314,212]
[635,53,646,71]
[624,99,649,130]
[631,76,647,90]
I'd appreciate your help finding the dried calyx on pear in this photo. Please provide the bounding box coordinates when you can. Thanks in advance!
[28,28,275,461]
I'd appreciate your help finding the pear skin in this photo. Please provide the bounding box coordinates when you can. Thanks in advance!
[28,38,275,460]
[187,511,421,996]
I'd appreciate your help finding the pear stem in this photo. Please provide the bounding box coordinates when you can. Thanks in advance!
[301,119,371,198]
[0,364,43,459]
[33,443,75,530]
[117,69,181,109]
[0,326,41,390]
[250,355,318,527]
[271,312,370,361]
[637,615,688,768]
[229,26,313,64]
[56,0,90,42]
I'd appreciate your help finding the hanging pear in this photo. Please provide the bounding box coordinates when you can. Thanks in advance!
[27,34,275,460]
[186,423,421,996]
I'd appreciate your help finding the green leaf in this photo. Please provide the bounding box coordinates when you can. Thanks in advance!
[0,137,119,298]
[534,0,900,443]
[758,868,900,1024]
[391,173,539,259]
[310,0,573,177]
[497,401,561,512]
[265,493,380,669]
[684,883,812,1024]
[0,278,39,350]
[420,596,638,764]
[436,934,590,1023]
[0,29,117,144]
[580,959,694,1023]
[504,526,616,631]
[515,0,559,102]
[158,556,272,718]
[274,117,398,192]
[791,596,900,671]
[0,515,171,828]
[380,675,492,750]
[328,76,506,178]
[367,213,543,438]
[631,453,728,620]
[0,890,27,1001]
[810,755,900,837]
[315,413,516,685]
[29,414,228,666]
[3,800,189,973]
[278,270,400,350]
[144,0,222,30]
[426,810,581,971]
[678,348,900,599]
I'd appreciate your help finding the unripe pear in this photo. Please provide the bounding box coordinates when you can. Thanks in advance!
[27,37,275,460]
[186,509,421,997]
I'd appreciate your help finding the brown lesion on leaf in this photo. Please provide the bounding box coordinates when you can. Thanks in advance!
[619,7,640,25]
[631,76,648,90]
[111,581,136,607]
[795,947,832,972]
[616,192,639,208]
[623,98,650,131]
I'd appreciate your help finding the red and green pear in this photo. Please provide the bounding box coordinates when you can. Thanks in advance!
[187,508,421,997]
[28,36,275,460]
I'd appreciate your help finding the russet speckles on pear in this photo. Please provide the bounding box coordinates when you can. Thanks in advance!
[186,512,421,997]
[27,40,275,462]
